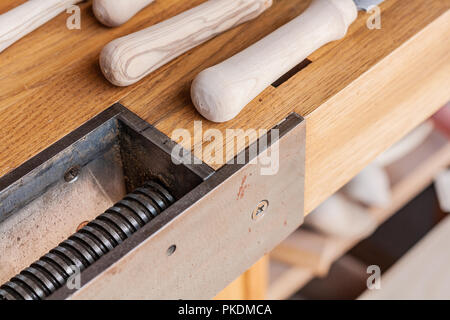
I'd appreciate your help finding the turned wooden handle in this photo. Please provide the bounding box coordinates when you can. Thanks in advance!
[191,0,358,122]
[0,0,82,53]
[93,0,154,27]
[100,0,272,87]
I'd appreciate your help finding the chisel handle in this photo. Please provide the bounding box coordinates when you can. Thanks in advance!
[93,0,154,27]
[100,0,272,87]
[0,0,82,53]
[191,0,357,123]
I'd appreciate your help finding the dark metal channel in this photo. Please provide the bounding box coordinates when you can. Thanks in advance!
[0,107,122,224]
[0,180,175,300]
[0,103,215,300]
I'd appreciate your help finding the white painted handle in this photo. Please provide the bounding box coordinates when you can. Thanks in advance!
[92,0,154,27]
[0,0,82,53]
[191,0,357,122]
[100,0,272,87]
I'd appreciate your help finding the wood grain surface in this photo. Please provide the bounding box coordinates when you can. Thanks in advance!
[0,0,449,214]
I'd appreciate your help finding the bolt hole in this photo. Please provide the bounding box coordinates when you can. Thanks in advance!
[167,245,176,256]
[64,166,80,183]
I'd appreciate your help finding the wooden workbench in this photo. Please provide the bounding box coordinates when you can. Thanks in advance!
[0,0,449,299]
[1,0,449,213]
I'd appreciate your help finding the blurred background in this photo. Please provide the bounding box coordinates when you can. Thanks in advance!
[217,103,450,300]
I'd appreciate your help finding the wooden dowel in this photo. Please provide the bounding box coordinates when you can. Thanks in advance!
[191,0,357,122]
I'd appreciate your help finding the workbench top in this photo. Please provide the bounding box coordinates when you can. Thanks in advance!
[0,0,449,213]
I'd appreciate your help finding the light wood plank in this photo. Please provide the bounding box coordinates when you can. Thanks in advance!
[268,260,312,300]
[243,256,269,300]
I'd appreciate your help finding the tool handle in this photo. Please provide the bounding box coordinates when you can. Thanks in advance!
[0,0,81,53]
[93,0,154,27]
[100,0,273,87]
[191,0,357,122]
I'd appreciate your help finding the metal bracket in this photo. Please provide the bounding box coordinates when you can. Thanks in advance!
[0,105,305,300]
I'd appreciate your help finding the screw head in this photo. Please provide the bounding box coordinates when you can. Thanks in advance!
[64,166,80,183]
[252,200,269,220]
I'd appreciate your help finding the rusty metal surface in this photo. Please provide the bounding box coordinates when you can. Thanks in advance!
[51,114,306,300]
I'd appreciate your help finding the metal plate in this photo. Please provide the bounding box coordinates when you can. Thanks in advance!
[51,114,306,300]
[354,0,384,11]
